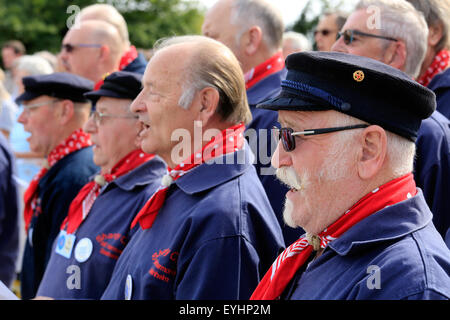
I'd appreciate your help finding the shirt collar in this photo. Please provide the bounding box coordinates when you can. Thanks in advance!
[328,189,432,256]
[174,142,255,195]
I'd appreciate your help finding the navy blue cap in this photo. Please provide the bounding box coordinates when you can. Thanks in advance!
[84,71,143,104]
[257,51,436,142]
[15,72,94,104]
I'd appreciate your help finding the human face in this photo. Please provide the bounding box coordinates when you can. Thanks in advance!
[202,0,244,65]
[272,110,358,234]
[84,97,139,173]
[130,46,198,168]
[331,9,389,61]
[314,14,339,51]
[60,28,102,82]
[2,47,18,70]
[17,96,61,156]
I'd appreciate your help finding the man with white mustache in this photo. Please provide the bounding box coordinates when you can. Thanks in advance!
[250,51,450,300]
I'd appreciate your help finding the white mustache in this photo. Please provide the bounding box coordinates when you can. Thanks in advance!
[276,167,302,191]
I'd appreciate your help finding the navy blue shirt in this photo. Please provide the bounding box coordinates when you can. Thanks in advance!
[122,53,147,74]
[283,190,450,300]
[414,111,450,245]
[0,133,19,287]
[20,146,98,299]
[36,157,166,299]
[246,69,304,246]
[101,145,285,300]
[429,68,450,120]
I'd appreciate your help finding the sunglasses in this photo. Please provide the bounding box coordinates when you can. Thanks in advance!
[336,29,398,45]
[273,124,369,152]
[61,43,102,53]
[314,29,336,37]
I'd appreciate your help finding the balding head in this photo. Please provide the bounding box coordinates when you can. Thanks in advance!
[60,20,124,82]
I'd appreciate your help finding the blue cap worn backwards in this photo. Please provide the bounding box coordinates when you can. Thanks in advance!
[84,71,143,104]
[15,72,94,104]
[257,51,436,142]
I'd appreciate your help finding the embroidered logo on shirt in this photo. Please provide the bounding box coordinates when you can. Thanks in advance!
[96,233,128,260]
[148,248,178,283]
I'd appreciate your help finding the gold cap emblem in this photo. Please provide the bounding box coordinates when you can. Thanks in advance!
[353,70,365,82]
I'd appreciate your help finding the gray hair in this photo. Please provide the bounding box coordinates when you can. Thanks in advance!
[331,111,416,178]
[283,31,312,52]
[230,0,284,51]
[356,0,428,78]
[323,10,349,30]
[406,0,450,52]
[13,55,53,76]
[153,35,252,125]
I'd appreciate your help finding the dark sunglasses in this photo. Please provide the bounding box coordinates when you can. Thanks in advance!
[336,29,398,45]
[61,43,102,53]
[273,124,369,152]
[314,29,336,37]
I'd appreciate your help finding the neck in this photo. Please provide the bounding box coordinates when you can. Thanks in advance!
[243,48,280,74]
[420,47,438,79]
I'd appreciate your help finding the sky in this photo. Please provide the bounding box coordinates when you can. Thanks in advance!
[197,0,359,27]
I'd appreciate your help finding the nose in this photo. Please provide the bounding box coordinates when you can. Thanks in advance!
[331,36,346,52]
[83,113,97,133]
[271,142,292,169]
[17,109,27,124]
[130,93,146,115]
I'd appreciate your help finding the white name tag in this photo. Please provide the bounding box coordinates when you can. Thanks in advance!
[55,230,76,259]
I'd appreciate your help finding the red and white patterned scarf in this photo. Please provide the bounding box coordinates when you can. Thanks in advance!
[245,51,285,90]
[418,49,450,87]
[23,129,92,232]
[250,173,417,300]
[130,123,246,230]
[61,149,154,234]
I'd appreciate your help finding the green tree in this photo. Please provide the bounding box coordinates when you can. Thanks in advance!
[0,0,204,56]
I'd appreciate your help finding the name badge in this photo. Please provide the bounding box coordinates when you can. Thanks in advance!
[55,230,76,259]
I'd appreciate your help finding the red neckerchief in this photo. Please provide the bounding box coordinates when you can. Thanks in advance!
[94,46,139,90]
[245,51,285,90]
[130,123,246,230]
[61,149,154,234]
[23,129,92,232]
[418,49,450,87]
[250,173,417,300]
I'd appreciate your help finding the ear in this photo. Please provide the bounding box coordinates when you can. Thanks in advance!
[356,125,387,180]
[99,45,110,61]
[384,40,407,72]
[56,100,75,125]
[429,23,444,47]
[243,26,263,56]
[196,87,220,125]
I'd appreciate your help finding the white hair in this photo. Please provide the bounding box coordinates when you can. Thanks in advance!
[356,0,428,78]
[13,55,53,76]
[283,31,312,52]
[229,0,284,50]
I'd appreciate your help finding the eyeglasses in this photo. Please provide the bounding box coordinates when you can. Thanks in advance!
[61,43,102,53]
[89,110,138,126]
[22,99,60,114]
[336,29,398,45]
[314,29,337,37]
[273,124,369,152]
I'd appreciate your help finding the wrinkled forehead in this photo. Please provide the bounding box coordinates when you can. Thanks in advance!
[278,110,338,129]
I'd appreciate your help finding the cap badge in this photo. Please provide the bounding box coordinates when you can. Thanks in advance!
[353,70,365,82]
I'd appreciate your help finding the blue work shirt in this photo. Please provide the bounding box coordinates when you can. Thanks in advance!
[414,111,450,246]
[429,68,450,120]
[0,133,19,287]
[20,146,99,299]
[283,190,450,300]
[101,145,285,300]
[246,69,303,246]
[36,157,166,299]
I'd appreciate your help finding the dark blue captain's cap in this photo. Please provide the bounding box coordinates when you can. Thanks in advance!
[84,71,143,104]
[15,72,94,104]
[257,51,436,142]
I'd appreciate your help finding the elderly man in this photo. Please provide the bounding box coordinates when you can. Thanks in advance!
[251,51,450,300]
[203,0,300,246]
[78,4,147,74]
[59,20,124,88]
[101,35,284,300]
[35,71,166,299]
[332,0,450,247]
[16,73,99,299]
